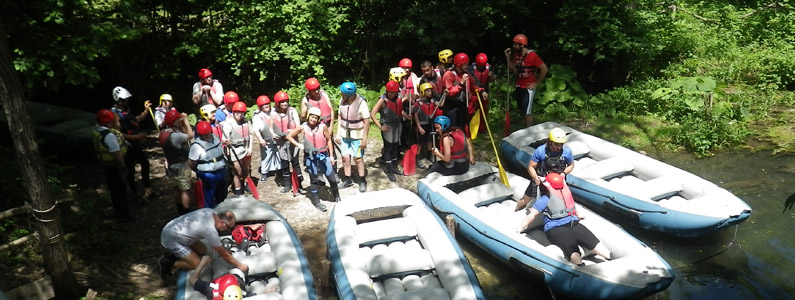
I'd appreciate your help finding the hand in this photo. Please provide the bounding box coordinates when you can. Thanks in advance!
[515,226,525,234]
[418,127,425,135]
[462,74,470,82]
[202,85,211,92]
[259,140,266,146]
[239,264,249,274]
[330,158,336,166]
[528,82,538,89]
[359,139,367,150]
[144,100,152,109]
[504,48,512,57]
[560,172,566,178]
[533,177,541,185]
[469,157,476,165]
[334,137,341,144]
[297,144,305,151]
[381,125,390,132]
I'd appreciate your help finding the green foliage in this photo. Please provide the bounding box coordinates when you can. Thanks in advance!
[534,65,588,120]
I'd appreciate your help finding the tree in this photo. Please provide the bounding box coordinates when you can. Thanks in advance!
[0,29,82,299]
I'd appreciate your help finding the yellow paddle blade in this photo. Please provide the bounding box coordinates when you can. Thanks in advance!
[469,112,480,140]
[498,161,510,188]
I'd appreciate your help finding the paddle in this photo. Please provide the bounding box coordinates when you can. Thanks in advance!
[504,61,511,137]
[291,165,299,197]
[476,90,510,187]
[222,127,259,200]
[145,100,160,132]
[402,98,418,176]
[194,180,205,208]
[469,108,480,140]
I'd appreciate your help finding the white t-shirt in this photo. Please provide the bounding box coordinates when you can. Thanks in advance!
[160,208,222,248]
[96,125,121,153]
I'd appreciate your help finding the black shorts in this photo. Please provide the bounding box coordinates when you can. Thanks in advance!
[515,87,536,115]
[417,123,432,144]
[545,221,600,260]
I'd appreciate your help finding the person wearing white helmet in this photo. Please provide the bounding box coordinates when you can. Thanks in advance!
[111,86,154,201]
[286,106,340,211]
[515,127,575,211]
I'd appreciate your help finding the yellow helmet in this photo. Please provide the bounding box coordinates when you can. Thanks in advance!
[419,83,433,96]
[222,284,242,300]
[199,104,217,121]
[549,128,567,143]
[438,49,454,64]
[159,94,173,106]
[389,67,407,83]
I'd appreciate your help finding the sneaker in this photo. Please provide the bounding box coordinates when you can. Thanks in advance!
[359,181,367,193]
[341,178,354,188]
[158,255,172,280]
[386,172,396,182]
[279,185,292,194]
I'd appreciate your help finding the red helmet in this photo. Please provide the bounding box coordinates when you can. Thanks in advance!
[164,110,181,126]
[453,53,469,66]
[513,34,528,46]
[545,173,565,190]
[198,68,213,79]
[224,91,239,105]
[385,80,399,93]
[213,274,241,300]
[232,101,247,112]
[304,77,320,90]
[256,95,271,106]
[274,91,289,103]
[96,109,115,125]
[399,58,412,69]
[475,53,488,67]
[196,121,212,135]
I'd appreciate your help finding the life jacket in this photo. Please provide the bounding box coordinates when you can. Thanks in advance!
[302,122,328,154]
[304,90,333,124]
[198,79,221,105]
[192,135,226,172]
[231,224,265,245]
[112,107,140,135]
[272,107,297,137]
[158,129,189,166]
[209,274,243,300]
[514,50,539,80]
[469,63,491,89]
[225,120,250,148]
[440,128,468,162]
[339,94,366,130]
[400,76,417,99]
[254,110,274,140]
[445,69,468,106]
[379,94,402,125]
[414,98,437,125]
[92,127,127,165]
[541,180,577,219]
[419,74,444,100]
[536,144,567,175]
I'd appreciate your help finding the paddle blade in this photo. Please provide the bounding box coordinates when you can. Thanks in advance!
[291,169,299,197]
[246,177,259,200]
[504,110,511,137]
[402,145,418,176]
[498,162,511,188]
[469,112,480,140]
[194,180,205,208]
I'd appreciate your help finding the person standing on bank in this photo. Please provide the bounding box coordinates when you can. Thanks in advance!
[111,86,153,201]
[287,107,342,211]
[93,109,134,222]
[192,68,224,107]
[221,100,254,196]
[370,81,410,182]
[272,91,304,194]
[300,77,335,137]
[505,33,548,128]
[189,121,227,208]
[442,53,476,130]
[252,95,282,185]
[159,110,194,215]
[336,82,371,193]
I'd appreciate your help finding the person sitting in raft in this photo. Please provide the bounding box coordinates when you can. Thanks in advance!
[515,173,613,266]
[428,116,475,176]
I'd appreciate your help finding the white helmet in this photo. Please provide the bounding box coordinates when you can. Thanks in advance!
[199,104,217,121]
[307,106,322,118]
[112,86,132,102]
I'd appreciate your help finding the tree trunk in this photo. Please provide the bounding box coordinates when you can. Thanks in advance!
[0,29,82,299]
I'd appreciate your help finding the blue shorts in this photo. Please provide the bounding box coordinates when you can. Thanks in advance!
[515,87,536,115]
[340,138,365,159]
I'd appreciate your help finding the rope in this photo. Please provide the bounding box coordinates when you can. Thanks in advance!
[677,225,739,269]
[25,201,59,223]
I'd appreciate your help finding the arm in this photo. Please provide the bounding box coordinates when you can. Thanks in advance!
[413,110,424,135]
[360,101,371,149]
[180,114,194,140]
[516,208,541,233]
[466,137,475,165]
[285,126,305,148]
[212,245,248,273]
[188,255,212,287]
[433,136,452,162]
[443,73,462,97]
[324,127,335,165]
[528,160,540,186]
[369,99,386,131]
[530,63,549,89]
[299,99,308,121]
[252,115,266,146]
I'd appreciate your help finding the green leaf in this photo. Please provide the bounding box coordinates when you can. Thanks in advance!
[696,77,716,92]
[652,88,675,100]
[549,65,576,81]
[681,77,699,92]
[546,77,567,91]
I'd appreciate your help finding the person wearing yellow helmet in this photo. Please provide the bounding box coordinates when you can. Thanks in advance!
[412,83,442,169]
[515,127,575,211]
[154,93,176,129]
[504,33,548,127]
[418,60,444,100]
[437,49,454,77]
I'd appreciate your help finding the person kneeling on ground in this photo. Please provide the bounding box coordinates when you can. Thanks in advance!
[515,173,613,266]
[428,116,475,176]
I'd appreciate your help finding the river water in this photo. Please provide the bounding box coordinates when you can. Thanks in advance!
[464,150,795,299]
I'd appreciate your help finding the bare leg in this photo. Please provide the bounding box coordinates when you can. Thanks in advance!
[524,114,533,127]
[515,195,534,211]
[355,157,365,177]
[569,252,584,265]
[589,242,613,260]
[232,160,243,189]
[179,190,190,210]
[342,156,352,177]
[188,256,212,286]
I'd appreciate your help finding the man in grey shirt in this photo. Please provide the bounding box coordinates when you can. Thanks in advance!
[158,209,249,279]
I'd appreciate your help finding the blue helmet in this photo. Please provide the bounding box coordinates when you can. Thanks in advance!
[340,82,357,96]
[434,116,451,131]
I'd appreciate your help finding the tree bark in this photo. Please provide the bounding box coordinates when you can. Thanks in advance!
[0,29,82,299]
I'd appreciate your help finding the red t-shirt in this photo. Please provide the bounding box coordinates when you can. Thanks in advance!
[513,50,544,88]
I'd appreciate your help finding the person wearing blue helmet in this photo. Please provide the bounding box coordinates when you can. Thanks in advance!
[428,115,474,176]
[335,82,371,192]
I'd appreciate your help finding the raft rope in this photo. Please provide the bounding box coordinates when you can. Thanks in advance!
[566,182,669,214]
[678,224,739,269]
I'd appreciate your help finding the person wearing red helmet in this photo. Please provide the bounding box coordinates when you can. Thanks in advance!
[300,77,335,137]
[158,110,194,215]
[370,81,412,182]
[468,53,492,133]
[252,95,282,185]
[442,53,478,129]
[188,121,228,208]
[221,100,254,196]
[398,58,420,101]
[192,68,225,107]
[111,86,153,202]
[286,106,341,211]
[188,256,251,300]
[93,109,134,222]
[216,91,239,124]
[516,173,613,267]
[272,91,304,194]
[504,33,548,127]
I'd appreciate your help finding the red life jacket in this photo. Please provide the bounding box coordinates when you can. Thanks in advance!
[273,107,297,137]
[440,128,468,161]
[231,224,265,245]
[210,274,242,300]
[305,90,333,123]
[541,180,577,219]
[469,63,491,89]
[514,50,539,80]
[302,122,328,153]
[380,94,402,124]
[414,99,437,125]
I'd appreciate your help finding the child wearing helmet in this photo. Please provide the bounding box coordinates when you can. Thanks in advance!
[252,95,282,185]
[154,93,177,129]
[412,83,442,169]
[286,106,341,211]
[515,173,613,267]
[221,100,254,196]
[189,121,228,208]
[428,116,475,176]
[159,110,194,215]
[92,109,134,222]
[300,77,335,137]
[192,68,225,107]
[437,49,454,77]
[370,81,412,182]
[504,33,548,128]
[515,127,576,211]
[336,82,371,193]
[272,91,304,194]
[111,86,153,201]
